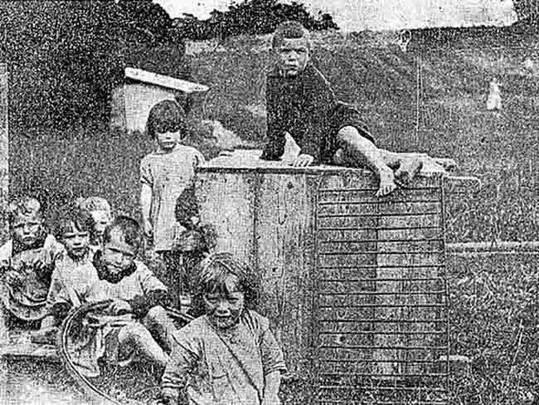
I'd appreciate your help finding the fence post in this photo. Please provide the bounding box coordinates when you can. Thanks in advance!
[0,63,8,345]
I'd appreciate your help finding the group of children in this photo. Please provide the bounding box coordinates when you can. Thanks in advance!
[0,20,444,405]
[0,195,285,404]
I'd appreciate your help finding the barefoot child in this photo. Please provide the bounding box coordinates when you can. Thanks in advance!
[140,100,205,308]
[54,216,177,377]
[160,252,287,405]
[261,21,423,197]
[0,197,64,331]
[76,196,113,248]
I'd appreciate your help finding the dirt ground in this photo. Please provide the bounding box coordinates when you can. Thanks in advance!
[0,360,89,405]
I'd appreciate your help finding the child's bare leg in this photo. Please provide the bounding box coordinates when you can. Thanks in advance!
[142,306,176,353]
[118,322,169,368]
[40,315,57,329]
[335,126,397,197]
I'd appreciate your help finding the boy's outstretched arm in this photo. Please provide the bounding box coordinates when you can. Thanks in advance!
[262,370,282,405]
[140,183,153,239]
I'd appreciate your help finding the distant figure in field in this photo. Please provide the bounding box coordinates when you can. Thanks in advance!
[140,100,205,309]
[261,21,424,197]
[486,77,502,111]
[0,197,64,331]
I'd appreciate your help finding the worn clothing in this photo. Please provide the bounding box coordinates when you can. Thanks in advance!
[262,63,374,164]
[162,310,287,405]
[60,260,169,377]
[0,235,65,322]
[140,145,205,252]
[46,248,99,312]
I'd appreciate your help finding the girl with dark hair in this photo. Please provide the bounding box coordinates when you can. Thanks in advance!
[140,99,205,309]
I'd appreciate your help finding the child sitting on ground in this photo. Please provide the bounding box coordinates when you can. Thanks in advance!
[0,196,64,332]
[53,216,177,377]
[45,206,99,331]
[76,196,113,248]
[160,252,287,405]
[140,100,205,309]
[261,21,426,197]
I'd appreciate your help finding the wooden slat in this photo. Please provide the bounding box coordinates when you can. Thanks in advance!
[0,63,8,345]
[125,67,209,93]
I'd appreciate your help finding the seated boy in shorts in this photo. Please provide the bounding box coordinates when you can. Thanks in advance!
[261,21,424,197]
[55,216,177,377]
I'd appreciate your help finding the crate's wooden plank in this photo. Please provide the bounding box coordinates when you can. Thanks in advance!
[0,63,8,345]
[196,171,257,266]
[256,173,314,374]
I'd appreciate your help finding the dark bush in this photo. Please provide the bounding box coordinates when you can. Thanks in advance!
[173,0,338,41]
[0,0,179,131]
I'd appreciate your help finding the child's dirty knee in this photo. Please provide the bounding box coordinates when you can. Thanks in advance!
[145,305,169,324]
[119,322,149,344]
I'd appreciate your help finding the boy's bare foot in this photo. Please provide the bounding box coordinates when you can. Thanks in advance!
[376,169,397,197]
[394,157,423,185]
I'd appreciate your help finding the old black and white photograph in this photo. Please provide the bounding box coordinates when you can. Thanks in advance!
[0,0,537,404]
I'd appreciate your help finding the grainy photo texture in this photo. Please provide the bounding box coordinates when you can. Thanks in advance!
[0,1,537,404]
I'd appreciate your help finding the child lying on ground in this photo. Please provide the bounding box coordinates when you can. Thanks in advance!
[0,197,64,331]
[261,21,454,196]
[160,252,287,405]
[51,216,177,377]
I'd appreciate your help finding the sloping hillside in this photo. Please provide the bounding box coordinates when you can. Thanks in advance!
[186,27,538,242]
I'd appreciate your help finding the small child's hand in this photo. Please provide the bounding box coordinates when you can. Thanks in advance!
[292,154,314,167]
[108,299,132,315]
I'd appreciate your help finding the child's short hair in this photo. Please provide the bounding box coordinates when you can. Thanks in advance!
[191,252,261,317]
[7,196,43,225]
[146,99,187,139]
[54,206,93,239]
[103,215,142,252]
[75,196,111,214]
[272,20,311,50]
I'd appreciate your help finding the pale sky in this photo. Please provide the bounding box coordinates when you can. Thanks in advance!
[155,0,230,19]
[154,0,517,31]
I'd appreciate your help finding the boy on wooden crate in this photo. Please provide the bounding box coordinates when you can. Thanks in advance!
[51,216,177,377]
[0,196,64,334]
[261,21,454,196]
[140,100,205,309]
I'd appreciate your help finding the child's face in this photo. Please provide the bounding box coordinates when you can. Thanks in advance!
[12,213,43,247]
[275,37,310,77]
[204,275,245,329]
[101,228,136,279]
[156,131,182,152]
[91,210,112,239]
[62,225,90,259]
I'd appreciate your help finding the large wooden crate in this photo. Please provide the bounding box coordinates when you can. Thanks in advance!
[196,151,449,404]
